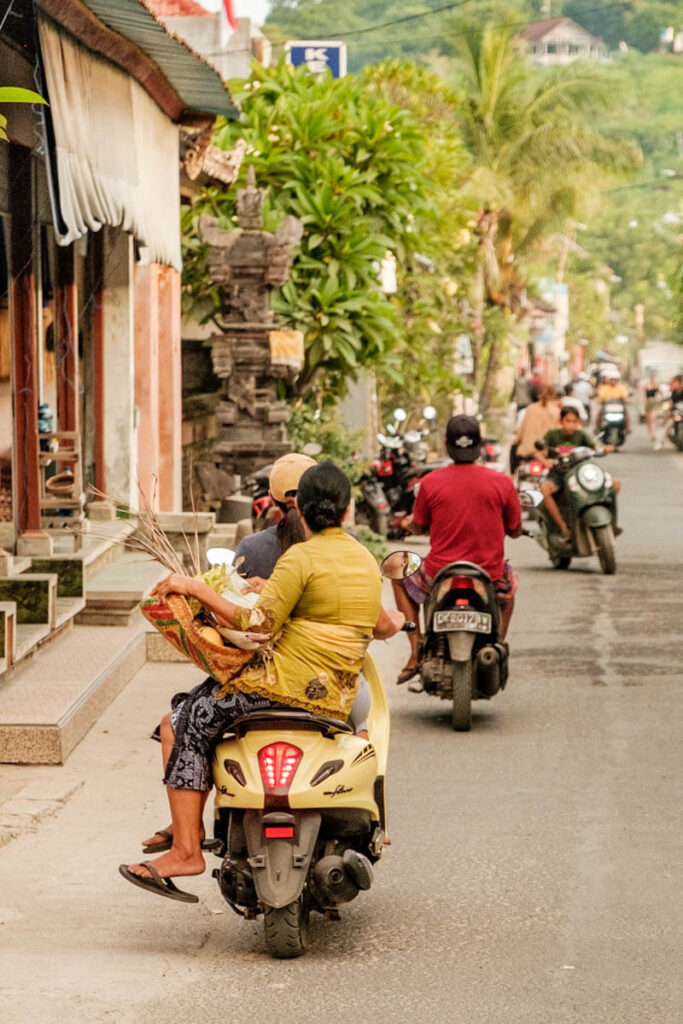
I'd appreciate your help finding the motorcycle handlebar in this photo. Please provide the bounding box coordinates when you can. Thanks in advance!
[402,621,417,633]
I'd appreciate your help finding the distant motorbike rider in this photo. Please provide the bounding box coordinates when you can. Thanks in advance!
[595,372,630,434]
[392,415,522,685]
[657,375,683,449]
[539,408,618,541]
[571,371,593,419]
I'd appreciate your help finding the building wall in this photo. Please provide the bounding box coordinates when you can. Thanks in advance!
[160,15,270,79]
[133,262,183,512]
[102,228,136,509]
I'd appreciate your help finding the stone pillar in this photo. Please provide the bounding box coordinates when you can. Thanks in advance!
[157,266,182,511]
[102,229,136,508]
[55,244,79,435]
[133,263,160,510]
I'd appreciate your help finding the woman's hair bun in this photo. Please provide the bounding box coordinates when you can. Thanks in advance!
[296,461,351,533]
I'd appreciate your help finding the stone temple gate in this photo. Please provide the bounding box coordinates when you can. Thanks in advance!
[197,168,303,491]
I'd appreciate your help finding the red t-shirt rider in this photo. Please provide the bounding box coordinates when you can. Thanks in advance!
[393,415,522,685]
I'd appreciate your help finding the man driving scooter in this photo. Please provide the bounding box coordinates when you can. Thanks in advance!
[392,415,522,688]
[539,407,618,542]
[595,370,630,435]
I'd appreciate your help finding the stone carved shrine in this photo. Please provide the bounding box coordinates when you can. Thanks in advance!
[198,167,303,483]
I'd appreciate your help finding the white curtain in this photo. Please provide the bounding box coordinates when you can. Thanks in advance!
[38,15,182,271]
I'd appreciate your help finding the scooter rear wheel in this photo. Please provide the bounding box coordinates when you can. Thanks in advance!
[263,895,309,959]
[451,661,472,732]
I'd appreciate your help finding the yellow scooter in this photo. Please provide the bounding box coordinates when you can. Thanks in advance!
[209,653,390,958]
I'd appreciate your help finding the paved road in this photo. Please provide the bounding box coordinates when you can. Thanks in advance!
[1,424,682,1024]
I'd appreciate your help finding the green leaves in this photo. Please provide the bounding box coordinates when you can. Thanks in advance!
[0,87,47,141]
[184,59,430,399]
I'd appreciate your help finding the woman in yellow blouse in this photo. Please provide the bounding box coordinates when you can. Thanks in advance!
[121,462,404,895]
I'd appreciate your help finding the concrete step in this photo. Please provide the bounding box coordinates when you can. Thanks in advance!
[77,552,167,626]
[0,574,58,627]
[0,620,146,764]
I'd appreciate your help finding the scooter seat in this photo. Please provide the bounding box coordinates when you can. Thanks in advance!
[225,709,354,739]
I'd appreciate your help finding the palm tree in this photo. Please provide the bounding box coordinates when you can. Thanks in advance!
[450,20,640,402]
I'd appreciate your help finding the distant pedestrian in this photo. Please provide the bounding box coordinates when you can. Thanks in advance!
[511,371,532,415]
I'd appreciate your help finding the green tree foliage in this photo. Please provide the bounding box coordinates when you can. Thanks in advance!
[182,60,432,399]
[0,87,46,141]
[448,20,640,399]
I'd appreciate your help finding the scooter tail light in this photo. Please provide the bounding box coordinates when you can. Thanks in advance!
[450,576,474,589]
[258,743,303,793]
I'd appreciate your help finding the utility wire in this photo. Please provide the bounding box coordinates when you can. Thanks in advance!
[202,0,631,57]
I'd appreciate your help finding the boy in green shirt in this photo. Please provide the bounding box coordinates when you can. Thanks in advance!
[538,408,614,540]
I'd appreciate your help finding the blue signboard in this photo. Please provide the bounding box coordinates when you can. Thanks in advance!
[286,41,347,78]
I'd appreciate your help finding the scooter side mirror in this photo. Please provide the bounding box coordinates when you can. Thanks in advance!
[534,439,546,451]
[380,550,423,580]
[393,408,407,423]
[423,405,437,421]
[302,442,322,457]
[206,547,235,567]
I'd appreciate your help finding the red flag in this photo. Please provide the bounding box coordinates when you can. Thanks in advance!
[223,0,238,31]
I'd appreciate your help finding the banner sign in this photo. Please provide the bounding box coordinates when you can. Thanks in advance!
[286,41,347,78]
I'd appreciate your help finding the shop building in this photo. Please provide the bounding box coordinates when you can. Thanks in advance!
[0,0,238,678]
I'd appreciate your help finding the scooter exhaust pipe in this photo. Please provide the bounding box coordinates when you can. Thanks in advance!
[476,645,501,696]
[477,645,500,667]
[312,851,374,906]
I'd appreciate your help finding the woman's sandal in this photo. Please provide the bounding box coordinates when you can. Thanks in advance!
[397,664,420,685]
[142,829,220,855]
[118,862,199,903]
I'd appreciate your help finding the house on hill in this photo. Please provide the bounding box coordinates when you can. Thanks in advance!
[518,17,609,65]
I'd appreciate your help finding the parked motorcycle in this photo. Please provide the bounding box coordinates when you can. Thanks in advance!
[359,407,447,537]
[382,551,510,732]
[526,441,618,574]
[597,399,627,449]
[203,546,402,958]
[668,401,683,451]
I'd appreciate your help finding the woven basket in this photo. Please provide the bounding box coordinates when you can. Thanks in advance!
[141,593,255,683]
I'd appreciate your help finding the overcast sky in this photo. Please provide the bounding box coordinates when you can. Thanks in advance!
[200,0,271,25]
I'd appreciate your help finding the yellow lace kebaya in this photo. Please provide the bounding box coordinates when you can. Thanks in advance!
[224,528,382,717]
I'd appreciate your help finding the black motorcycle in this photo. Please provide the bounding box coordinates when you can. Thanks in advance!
[597,399,627,448]
[382,553,509,732]
[668,401,683,451]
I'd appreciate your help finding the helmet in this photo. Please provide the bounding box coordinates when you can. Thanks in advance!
[269,453,317,503]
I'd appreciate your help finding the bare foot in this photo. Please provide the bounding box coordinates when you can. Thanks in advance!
[127,848,206,880]
[355,729,369,741]
[142,825,206,849]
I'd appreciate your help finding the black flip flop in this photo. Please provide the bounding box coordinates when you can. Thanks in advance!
[142,829,221,854]
[397,664,420,685]
[118,861,199,903]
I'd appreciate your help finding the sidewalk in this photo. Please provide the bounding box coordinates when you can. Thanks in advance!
[0,647,203,849]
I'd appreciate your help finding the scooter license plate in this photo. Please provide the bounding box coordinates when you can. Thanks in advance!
[433,610,492,633]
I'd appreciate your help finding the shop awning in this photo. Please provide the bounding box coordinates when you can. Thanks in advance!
[36,0,239,121]
[38,15,184,269]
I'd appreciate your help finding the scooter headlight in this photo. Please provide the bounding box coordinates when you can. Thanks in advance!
[576,463,605,492]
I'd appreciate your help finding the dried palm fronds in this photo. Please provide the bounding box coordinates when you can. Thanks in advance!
[84,484,201,577]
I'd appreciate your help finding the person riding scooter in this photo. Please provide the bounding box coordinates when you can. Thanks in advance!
[391,415,522,687]
[120,463,405,903]
[595,371,630,436]
[234,453,316,580]
[539,408,617,542]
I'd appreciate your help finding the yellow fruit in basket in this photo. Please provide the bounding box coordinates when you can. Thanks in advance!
[197,625,224,647]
